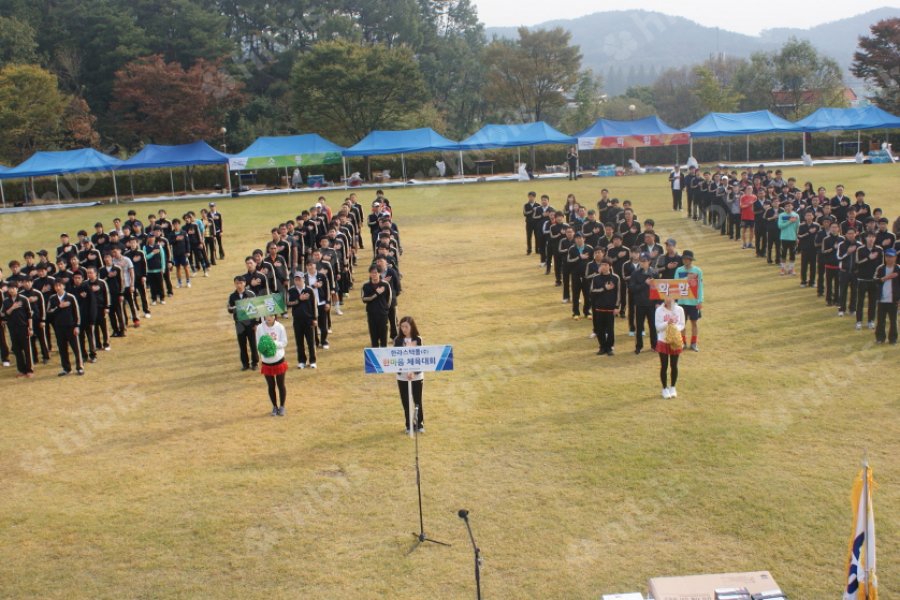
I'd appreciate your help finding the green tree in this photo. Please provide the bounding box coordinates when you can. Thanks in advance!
[0,64,66,162]
[561,70,604,133]
[851,17,900,114]
[693,65,743,113]
[650,67,703,128]
[484,27,581,124]
[0,15,39,67]
[290,41,428,145]
[734,38,845,119]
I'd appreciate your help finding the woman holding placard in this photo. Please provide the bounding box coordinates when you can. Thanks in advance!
[655,296,685,400]
[394,316,424,434]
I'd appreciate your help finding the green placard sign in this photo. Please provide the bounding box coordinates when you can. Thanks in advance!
[235,292,286,321]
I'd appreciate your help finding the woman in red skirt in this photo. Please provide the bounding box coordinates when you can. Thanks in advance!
[256,314,289,416]
[654,296,686,399]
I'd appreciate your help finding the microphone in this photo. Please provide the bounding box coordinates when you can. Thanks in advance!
[458,509,469,519]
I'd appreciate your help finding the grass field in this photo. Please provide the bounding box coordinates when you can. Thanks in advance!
[1,164,899,599]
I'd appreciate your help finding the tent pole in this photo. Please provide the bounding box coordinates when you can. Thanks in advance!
[0,180,5,208]
[857,130,861,154]
[112,171,119,205]
[55,175,61,204]
[689,138,693,159]
[746,135,750,162]
[401,153,406,181]
[802,133,807,157]
[517,147,521,172]
[459,151,464,184]
[130,173,135,200]
[226,163,232,195]
[169,169,175,197]
[342,157,348,190]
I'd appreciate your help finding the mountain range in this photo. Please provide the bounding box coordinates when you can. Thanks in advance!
[486,8,900,94]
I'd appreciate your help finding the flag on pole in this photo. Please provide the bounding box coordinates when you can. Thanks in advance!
[843,462,877,600]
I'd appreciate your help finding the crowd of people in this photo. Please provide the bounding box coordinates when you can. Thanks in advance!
[0,203,226,378]
[522,189,704,399]
[669,164,900,343]
[227,191,416,425]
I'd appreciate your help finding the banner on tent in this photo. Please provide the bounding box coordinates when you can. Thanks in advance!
[234,292,286,321]
[649,279,699,301]
[578,133,691,150]
[228,152,342,171]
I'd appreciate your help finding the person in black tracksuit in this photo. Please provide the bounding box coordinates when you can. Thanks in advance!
[590,259,620,356]
[567,232,593,319]
[86,267,110,352]
[100,254,125,337]
[548,211,566,285]
[797,212,821,288]
[836,228,861,316]
[855,232,884,328]
[821,222,843,306]
[629,253,659,354]
[874,250,900,344]
[621,249,641,336]
[764,199,782,264]
[19,277,49,364]
[376,257,401,340]
[46,280,83,376]
[753,195,768,257]
[815,217,833,297]
[558,227,576,302]
[227,277,259,370]
[523,192,538,255]
[286,274,318,368]
[2,281,33,376]
[209,203,225,260]
[362,267,392,348]
[126,238,150,317]
[71,272,98,363]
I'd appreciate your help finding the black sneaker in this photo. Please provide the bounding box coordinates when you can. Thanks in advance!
[596,349,606,355]
[607,349,615,356]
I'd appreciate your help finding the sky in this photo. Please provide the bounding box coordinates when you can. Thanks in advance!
[473,0,900,35]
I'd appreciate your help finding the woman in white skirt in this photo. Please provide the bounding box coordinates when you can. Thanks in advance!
[256,314,289,416]
[655,296,686,399]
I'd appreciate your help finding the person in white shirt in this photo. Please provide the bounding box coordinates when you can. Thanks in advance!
[256,314,289,416]
[655,296,686,399]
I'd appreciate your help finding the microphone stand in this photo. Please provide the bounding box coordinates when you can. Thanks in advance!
[459,510,482,600]
[408,403,449,552]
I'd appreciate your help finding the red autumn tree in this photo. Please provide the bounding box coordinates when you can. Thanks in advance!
[111,54,244,145]
[851,18,900,114]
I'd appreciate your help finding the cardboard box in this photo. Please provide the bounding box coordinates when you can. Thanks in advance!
[648,571,781,600]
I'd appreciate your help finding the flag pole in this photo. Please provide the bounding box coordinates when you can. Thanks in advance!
[863,451,871,600]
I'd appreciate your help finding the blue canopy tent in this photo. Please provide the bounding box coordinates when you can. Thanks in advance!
[456,122,575,150]
[684,110,801,160]
[456,122,576,176]
[575,116,690,165]
[0,148,124,204]
[343,128,461,181]
[117,141,231,197]
[229,133,346,189]
[793,106,900,156]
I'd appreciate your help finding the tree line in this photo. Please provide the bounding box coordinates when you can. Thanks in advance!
[0,1,896,165]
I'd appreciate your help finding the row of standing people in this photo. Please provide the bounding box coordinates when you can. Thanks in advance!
[522,190,704,399]
[0,203,226,378]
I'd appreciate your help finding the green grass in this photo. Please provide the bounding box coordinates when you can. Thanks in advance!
[0,164,898,599]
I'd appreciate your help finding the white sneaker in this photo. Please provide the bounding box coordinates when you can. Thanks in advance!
[160,300,166,305]
[589,332,596,339]
[1,361,9,367]
[297,363,305,369]
[309,363,317,369]
[203,271,209,277]
[144,313,151,319]
[838,311,844,317]
[628,331,635,337]
[868,321,876,330]
[855,322,863,331]
[668,387,678,398]
[176,281,182,288]
[562,298,570,303]
[661,388,671,399]
[186,281,192,288]
[151,301,157,306]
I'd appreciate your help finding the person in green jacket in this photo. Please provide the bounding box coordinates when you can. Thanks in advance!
[675,250,704,352]
[778,201,801,276]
